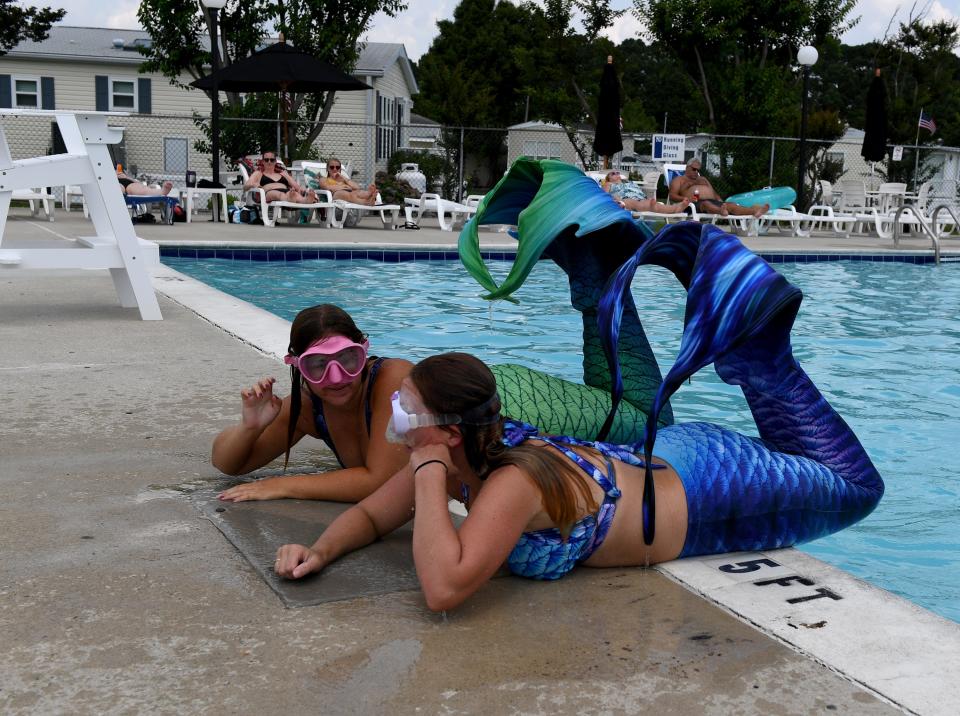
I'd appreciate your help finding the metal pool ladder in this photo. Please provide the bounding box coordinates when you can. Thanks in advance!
[893,203,960,265]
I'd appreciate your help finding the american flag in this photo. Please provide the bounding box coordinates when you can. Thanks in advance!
[919,110,937,134]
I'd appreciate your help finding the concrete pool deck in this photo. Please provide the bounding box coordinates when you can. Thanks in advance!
[2,207,960,714]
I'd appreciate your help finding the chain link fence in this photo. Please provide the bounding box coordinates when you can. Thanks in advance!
[3,111,957,208]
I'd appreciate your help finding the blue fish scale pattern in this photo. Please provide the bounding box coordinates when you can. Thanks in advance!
[653,423,870,557]
[507,518,603,580]
[469,162,884,565]
[504,429,622,580]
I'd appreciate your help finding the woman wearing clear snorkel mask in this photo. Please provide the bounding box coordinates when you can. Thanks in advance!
[212,304,412,502]
[275,350,883,613]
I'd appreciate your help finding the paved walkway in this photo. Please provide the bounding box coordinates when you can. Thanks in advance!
[2,206,957,713]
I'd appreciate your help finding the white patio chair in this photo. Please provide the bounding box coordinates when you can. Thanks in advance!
[12,187,55,221]
[641,170,661,200]
[876,182,908,214]
[62,184,88,216]
[661,163,687,204]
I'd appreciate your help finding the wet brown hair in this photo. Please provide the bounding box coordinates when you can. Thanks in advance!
[411,353,598,535]
[284,304,367,468]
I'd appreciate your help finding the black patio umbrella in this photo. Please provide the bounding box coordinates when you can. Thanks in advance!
[861,68,888,164]
[593,55,623,168]
[191,41,370,161]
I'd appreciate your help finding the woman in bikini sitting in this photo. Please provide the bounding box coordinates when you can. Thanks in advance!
[319,157,380,206]
[243,153,319,204]
[213,304,413,503]
[604,171,689,214]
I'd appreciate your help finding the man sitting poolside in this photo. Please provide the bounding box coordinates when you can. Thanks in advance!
[669,157,768,218]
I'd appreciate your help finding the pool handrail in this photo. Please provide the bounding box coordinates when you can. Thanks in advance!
[892,202,960,265]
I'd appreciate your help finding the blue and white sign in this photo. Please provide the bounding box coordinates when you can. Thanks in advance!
[652,134,686,162]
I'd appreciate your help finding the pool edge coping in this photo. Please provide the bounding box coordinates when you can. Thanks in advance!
[152,262,960,715]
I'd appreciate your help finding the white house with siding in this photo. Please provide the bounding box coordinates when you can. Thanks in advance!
[0,26,419,182]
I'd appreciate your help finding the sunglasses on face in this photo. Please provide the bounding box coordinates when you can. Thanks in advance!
[263,157,276,163]
[329,165,341,170]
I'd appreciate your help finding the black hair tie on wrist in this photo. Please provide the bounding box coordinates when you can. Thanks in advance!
[414,459,448,476]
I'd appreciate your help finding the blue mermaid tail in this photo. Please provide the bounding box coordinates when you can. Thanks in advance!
[459,158,673,441]
[599,221,884,548]
[462,159,882,556]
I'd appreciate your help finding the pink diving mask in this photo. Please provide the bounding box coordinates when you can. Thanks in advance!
[284,336,369,386]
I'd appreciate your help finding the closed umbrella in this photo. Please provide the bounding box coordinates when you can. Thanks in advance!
[191,40,370,162]
[861,68,887,164]
[593,55,623,169]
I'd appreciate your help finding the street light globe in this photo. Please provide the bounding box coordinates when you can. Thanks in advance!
[200,0,227,8]
[797,45,818,67]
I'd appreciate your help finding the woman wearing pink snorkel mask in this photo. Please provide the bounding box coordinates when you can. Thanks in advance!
[212,304,413,502]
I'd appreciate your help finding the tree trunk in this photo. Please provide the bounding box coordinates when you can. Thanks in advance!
[571,78,595,126]
[693,46,715,126]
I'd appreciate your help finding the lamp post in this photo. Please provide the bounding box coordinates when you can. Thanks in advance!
[200,0,227,220]
[797,45,818,211]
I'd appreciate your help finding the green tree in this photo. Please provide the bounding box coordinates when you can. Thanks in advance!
[514,0,624,166]
[0,0,65,56]
[633,0,858,134]
[136,0,406,160]
[617,37,705,133]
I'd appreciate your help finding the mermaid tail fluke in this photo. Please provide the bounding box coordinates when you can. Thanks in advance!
[599,221,883,546]
[460,158,673,439]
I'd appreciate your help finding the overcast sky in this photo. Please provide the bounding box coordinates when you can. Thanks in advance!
[53,0,960,61]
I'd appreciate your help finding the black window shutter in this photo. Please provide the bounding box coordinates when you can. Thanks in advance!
[95,75,108,111]
[41,77,55,109]
[0,75,10,108]
[137,78,151,114]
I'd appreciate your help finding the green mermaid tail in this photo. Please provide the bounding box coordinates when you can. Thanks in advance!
[460,158,673,440]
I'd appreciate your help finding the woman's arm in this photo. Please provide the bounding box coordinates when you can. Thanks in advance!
[212,378,306,475]
[218,359,413,502]
[282,170,303,193]
[410,453,542,611]
[275,462,417,579]
[243,170,263,191]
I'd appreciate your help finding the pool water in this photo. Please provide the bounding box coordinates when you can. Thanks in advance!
[164,255,960,624]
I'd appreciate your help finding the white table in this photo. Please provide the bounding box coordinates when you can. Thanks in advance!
[0,109,161,319]
[180,186,229,223]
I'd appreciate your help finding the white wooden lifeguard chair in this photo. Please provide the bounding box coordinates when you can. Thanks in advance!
[0,110,162,320]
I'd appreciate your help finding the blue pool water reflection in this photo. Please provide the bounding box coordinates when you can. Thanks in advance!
[163,255,960,623]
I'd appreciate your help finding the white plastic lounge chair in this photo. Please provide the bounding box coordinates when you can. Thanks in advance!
[298,160,399,229]
[661,163,687,204]
[404,192,480,231]
[237,160,333,228]
[12,187,55,221]
[641,170,661,200]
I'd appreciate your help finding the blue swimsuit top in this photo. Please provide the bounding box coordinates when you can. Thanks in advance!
[492,420,665,581]
[505,435,622,580]
[307,357,384,467]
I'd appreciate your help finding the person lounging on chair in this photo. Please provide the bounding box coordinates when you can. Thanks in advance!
[668,157,768,218]
[117,169,179,224]
[237,153,333,228]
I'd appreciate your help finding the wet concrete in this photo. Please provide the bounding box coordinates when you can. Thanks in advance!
[0,207,915,713]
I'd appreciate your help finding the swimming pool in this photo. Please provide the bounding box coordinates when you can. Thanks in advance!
[163,253,960,624]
